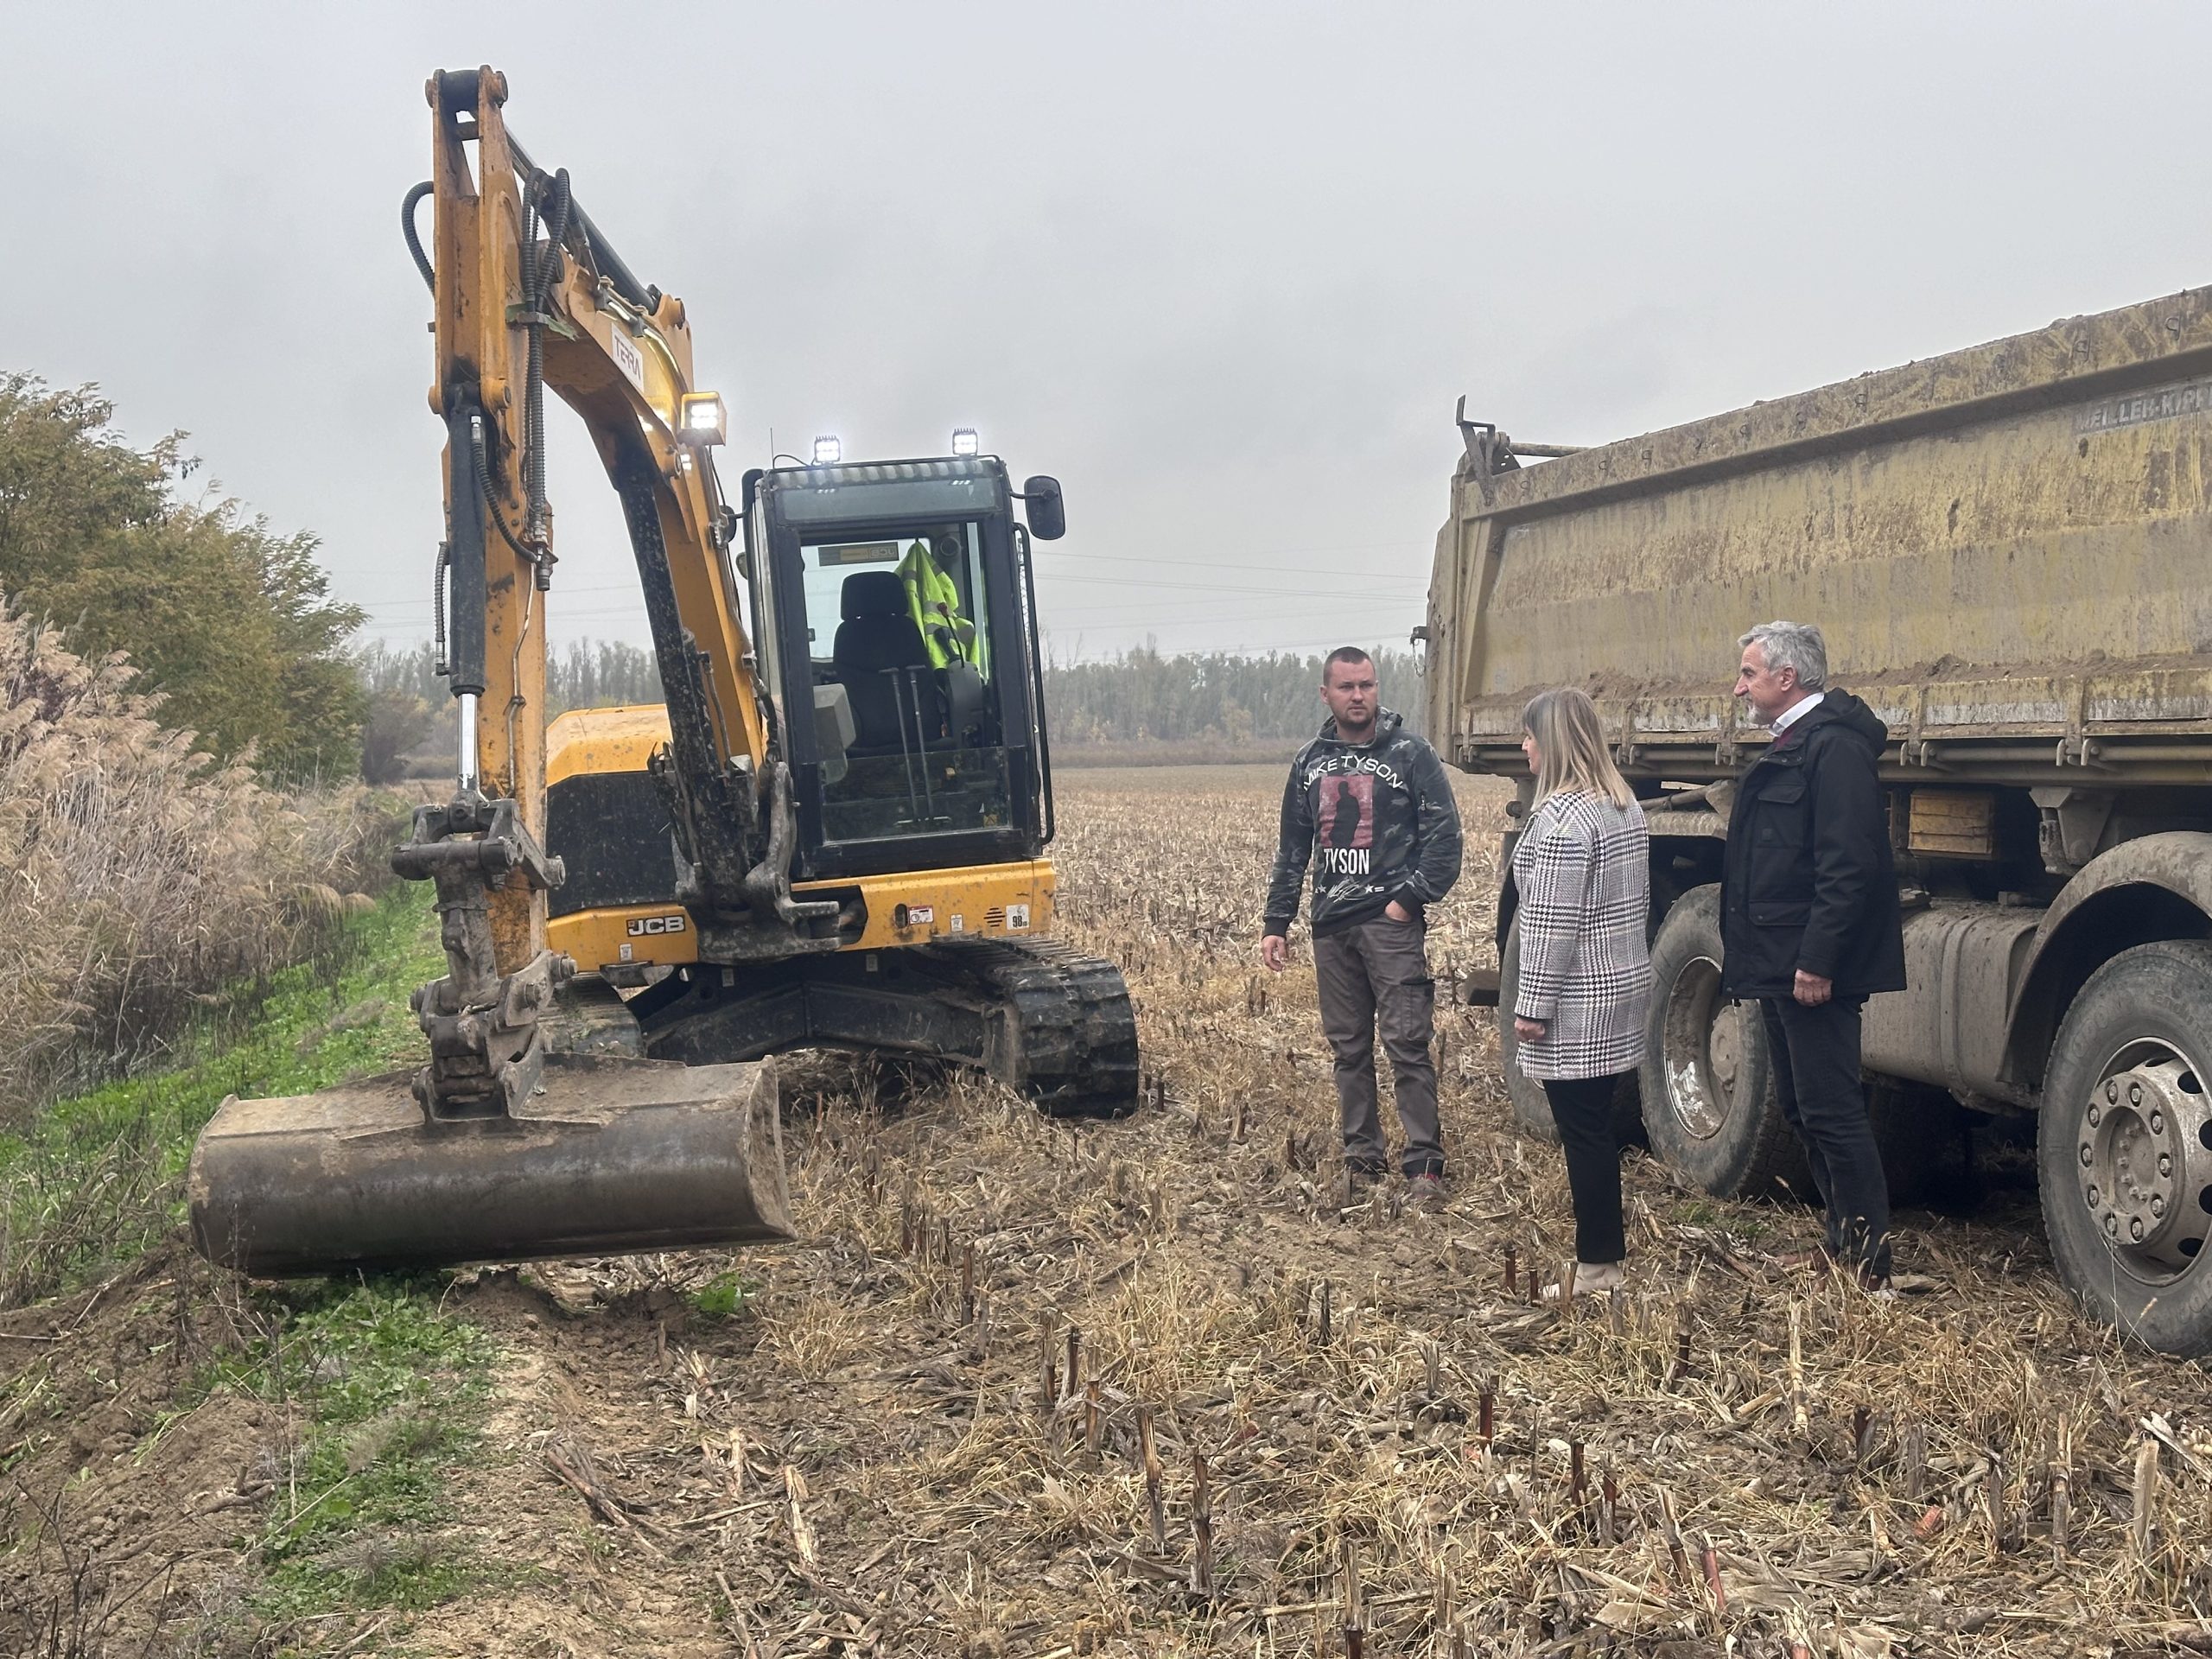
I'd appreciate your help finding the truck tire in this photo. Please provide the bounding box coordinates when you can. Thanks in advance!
[1638,886,1809,1199]
[1497,920,1641,1148]
[2037,941,2212,1356]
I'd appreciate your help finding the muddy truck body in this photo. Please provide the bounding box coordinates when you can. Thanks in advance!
[1426,288,2212,1351]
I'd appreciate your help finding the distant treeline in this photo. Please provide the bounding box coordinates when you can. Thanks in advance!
[5,373,1416,788]
[353,639,666,782]
[1043,645,1426,745]
[356,638,1422,775]
[355,638,664,713]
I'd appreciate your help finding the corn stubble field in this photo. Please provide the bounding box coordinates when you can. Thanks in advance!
[13,762,2212,1658]
[685,765,2212,1659]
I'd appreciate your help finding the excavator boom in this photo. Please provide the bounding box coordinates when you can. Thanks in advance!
[189,67,796,1276]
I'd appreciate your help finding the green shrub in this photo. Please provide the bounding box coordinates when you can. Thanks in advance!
[0,374,365,779]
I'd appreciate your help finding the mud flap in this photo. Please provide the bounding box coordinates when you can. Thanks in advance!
[188,1054,790,1276]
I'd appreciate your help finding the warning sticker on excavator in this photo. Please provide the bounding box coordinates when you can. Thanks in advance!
[1007,903,1031,931]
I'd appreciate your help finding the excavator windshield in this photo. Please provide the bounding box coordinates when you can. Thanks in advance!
[752,457,1046,878]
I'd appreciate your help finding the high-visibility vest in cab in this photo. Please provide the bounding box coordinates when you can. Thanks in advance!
[899,543,979,670]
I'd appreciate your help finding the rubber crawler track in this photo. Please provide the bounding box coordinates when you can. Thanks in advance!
[919,938,1141,1117]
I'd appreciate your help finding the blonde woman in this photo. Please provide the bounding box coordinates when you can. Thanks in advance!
[1510,688,1653,1294]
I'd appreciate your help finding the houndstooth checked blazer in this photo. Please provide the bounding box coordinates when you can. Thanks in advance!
[1510,791,1654,1081]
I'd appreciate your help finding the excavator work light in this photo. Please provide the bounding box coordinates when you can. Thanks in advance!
[812,435,842,465]
[951,428,980,457]
[681,392,727,444]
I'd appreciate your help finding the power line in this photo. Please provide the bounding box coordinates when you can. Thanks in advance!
[1033,543,1431,574]
[1036,572,1423,599]
[1042,637,1426,664]
[1032,594,1417,621]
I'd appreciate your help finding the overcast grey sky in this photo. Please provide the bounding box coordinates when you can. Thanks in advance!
[9,3,2211,668]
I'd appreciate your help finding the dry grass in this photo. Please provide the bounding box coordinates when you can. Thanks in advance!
[0,600,398,1116]
[21,760,2197,1656]
[673,763,2212,1658]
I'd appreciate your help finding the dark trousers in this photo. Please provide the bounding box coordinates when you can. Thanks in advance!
[1313,916,1443,1176]
[1758,996,1892,1279]
[1541,1075,1630,1265]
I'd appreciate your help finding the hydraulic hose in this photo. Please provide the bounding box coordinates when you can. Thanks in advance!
[432,540,449,677]
[521,170,571,578]
[402,181,435,293]
[469,418,537,569]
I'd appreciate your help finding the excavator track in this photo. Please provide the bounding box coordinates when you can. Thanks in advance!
[621,937,1141,1119]
[919,938,1141,1117]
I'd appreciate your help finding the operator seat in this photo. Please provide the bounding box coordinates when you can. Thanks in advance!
[832,571,932,755]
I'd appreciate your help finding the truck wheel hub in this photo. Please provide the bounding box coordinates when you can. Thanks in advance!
[1708,1007,1742,1092]
[1659,954,1735,1141]
[2080,1056,2212,1270]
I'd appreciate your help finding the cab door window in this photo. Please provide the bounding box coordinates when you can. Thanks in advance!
[796,523,1011,843]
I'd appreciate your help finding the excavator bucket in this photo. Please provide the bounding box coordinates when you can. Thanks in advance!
[188,1054,791,1277]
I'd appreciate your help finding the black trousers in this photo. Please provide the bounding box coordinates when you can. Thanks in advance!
[1758,996,1892,1279]
[1541,1074,1630,1265]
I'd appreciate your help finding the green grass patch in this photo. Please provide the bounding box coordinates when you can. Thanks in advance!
[0,878,505,1627]
[248,1280,500,1619]
[690,1269,757,1320]
[0,885,440,1304]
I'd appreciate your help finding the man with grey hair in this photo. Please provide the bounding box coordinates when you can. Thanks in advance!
[1720,620,1906,1287]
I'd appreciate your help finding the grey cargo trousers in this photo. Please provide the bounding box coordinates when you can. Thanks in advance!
[1313,913,1444,1177]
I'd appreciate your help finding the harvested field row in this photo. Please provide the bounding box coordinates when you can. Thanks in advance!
[418,767,2212,1656]
[2,765,2208,1657]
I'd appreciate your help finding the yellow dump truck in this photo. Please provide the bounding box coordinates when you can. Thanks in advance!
[1426,289,2212,1352]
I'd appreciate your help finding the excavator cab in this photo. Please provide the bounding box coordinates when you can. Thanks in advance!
[539,451,1135,1120]
[747,456,1059,877]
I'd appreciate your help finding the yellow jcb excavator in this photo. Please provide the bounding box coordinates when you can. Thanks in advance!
[186,67,1137,1276]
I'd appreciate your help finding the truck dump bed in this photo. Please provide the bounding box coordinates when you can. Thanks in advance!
[1427,289,2212,787]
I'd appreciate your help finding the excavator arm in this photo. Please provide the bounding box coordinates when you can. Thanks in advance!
[182,68,796,1275]
[419,66,774,984]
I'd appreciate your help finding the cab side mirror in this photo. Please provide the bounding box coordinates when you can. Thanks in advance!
[1022,475,1066,541]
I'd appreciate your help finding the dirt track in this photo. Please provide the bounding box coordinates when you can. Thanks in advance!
[7,766,2212,1657]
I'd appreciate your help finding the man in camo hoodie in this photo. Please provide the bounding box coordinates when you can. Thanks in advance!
[1262,648,1464,1200]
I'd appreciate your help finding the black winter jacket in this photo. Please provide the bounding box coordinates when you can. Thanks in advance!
[1263,710,1463,939]
[1719,690,1907,1000]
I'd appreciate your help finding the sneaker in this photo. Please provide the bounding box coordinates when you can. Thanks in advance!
[1405,1173,1446,1209]
[1541,1260,1628,1300]
[1344,1163,1386,1195]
